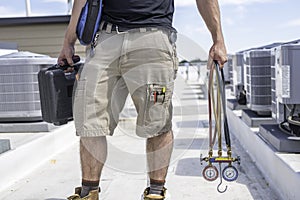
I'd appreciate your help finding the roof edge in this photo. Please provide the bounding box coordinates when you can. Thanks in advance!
[0,15,71,26]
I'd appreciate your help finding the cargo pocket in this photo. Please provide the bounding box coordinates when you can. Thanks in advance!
[141,83,172,134]
[73,80,87,132]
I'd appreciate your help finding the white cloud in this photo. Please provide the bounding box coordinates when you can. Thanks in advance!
[220,5,247,27]
[285,19,300,27]
[195,26,209,34]
[235,5,246,17]
[43,0,66,3]
[174,0,195,7]
[220,0,281,5]
[175,0,281,7]
[223,17,234,26]
[0,6,25,17]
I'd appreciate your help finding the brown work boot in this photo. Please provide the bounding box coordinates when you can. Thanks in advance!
[67,187,99,200]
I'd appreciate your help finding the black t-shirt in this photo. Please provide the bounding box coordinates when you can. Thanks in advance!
[102,0,175,30]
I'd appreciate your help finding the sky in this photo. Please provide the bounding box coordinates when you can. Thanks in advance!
[0,0,300,54]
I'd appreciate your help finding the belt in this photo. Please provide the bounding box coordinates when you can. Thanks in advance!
[100,21,160,34]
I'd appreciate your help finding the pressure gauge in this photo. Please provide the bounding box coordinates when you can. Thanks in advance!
[222,165,238,182]
[202,165,218,181]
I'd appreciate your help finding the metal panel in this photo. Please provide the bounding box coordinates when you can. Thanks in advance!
[223,54,232,83]
[271,43,300,123]
[232,52,244,97]
[275,44,300,104]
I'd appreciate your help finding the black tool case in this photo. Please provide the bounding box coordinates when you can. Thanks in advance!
[38,62,82,125]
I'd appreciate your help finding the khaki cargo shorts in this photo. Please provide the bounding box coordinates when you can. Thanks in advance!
[73,27,178,138]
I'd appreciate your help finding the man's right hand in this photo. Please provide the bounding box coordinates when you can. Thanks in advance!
[57,1,86,66]
[57,43,75,66]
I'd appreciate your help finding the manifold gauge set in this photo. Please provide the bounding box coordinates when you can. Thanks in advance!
[200,60,241,193]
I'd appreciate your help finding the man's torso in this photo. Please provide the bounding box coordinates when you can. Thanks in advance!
[102,0,175,29]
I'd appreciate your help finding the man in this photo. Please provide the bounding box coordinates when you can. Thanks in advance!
[58,0,227,199]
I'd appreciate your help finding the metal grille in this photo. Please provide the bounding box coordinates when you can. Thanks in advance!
[244,50,272,112]
[0,51,55,121]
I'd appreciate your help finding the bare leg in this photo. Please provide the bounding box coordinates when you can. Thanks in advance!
[80,136,107,183]
[146,130,174,181]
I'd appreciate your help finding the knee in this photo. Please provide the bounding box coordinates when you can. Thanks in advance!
[80,136,107,147]
[156,129,173,139]
[147,130,174,146]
